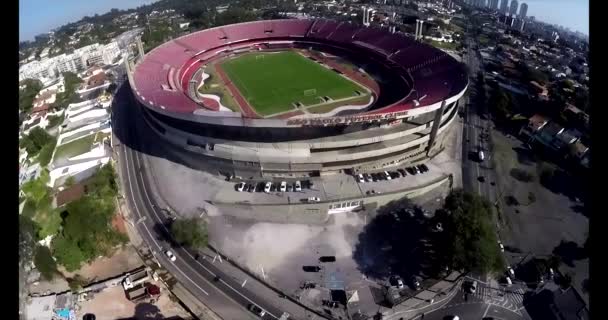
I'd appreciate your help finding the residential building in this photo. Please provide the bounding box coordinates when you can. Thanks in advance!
[549,287,590,320]
[509,0,518,16]
[518,2,528,19]
[500,0,509,14]
[519,114,548,137]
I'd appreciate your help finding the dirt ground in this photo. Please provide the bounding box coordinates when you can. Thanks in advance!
[491,129,589,305]
[61,246,144,283]
[76,282,192,320]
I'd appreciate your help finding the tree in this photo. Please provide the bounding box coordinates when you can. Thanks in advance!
[171,218,209,249]
[51,234,86,271]
[440,189,504,274]
[37,137,57,167]
[20,127,53,155]
[34,246,59,280]
[19,215,39,268]
[19,79,43,112]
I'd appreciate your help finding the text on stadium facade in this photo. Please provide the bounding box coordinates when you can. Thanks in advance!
[286,110,410,126]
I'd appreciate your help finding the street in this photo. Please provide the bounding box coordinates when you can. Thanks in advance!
[112,83,303,320]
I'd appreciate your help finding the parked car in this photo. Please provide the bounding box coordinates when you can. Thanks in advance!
[498,241,504,252]
[414,166,421,174]
[384,171,392,180]
[417,165,426,173]
[410,276,421,290]
[280,181,287,192]
[248,184,255,192]
[307,197,321,202]
[248,304,266,317]
[295,180,302,192]
[165,250,176,262]
[287,184,293,192]
[468,280,477,293]
[357,174,365,183]
[264,182,272,193]
[406,167,415,175]
[390,171,400,179]
[390,276,404,289]
[507,266,515,277]
[398,168,407,176]
[364,173,373,182]
[420,164,429,172]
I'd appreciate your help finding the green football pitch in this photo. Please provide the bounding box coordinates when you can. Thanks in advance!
[220,51,366,116]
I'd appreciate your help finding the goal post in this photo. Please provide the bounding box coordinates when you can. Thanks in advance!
[304,89,317,96]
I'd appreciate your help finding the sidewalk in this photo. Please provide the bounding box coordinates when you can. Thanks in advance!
[380,278,464,320]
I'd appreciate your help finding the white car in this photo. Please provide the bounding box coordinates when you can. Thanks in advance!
[384,171,392,180]
[165,250,176,262]
[396,278,404,289]
[236,182,246,192]
[507,266,515,277]
[307,197,321,202]
[295,180,302,192]
[498,240,504,252]
[280,181,287,192]
[264,182,272,193]
[357,174,365,183]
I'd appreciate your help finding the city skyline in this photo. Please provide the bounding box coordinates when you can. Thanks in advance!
[19,0,589,42]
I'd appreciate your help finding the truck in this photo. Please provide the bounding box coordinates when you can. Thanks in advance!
[125,284,148,301]
[122,267,150,290]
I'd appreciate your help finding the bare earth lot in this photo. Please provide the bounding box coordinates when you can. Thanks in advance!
[492,130,589,305]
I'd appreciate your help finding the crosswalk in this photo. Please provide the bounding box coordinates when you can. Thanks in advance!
[461,282,526,314]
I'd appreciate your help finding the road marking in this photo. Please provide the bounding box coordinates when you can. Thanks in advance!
[482,304,491,318]
[133,151,281,319]
[123,146,210,296]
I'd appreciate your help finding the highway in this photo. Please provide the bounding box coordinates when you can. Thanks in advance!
[112,83,289,320]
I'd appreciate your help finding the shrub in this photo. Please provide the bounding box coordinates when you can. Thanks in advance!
[34,246,59,281]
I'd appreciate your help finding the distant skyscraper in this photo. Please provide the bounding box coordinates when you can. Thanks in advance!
[519,3,528,19]
[509,0,518,16]
[500,0,509,14]
[491,0,499,10]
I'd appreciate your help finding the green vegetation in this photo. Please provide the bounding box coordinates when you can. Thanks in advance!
[37,137,57,167]
[51,72,82,110]
[54,134,96,160]
[439,189,504,274]
[47,113,65,128]
[34,246,59,281]
[19,215,39,270]
[51,164,127,271]
[21,171,63,239]
[20,127,54,156]
[19,79,43,113]
[170,218,209,249]
[220,51,365,116]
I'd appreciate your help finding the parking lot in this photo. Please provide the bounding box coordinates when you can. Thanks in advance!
[223,162,442,204]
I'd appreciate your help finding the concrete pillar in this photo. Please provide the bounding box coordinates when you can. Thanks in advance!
[362,7,367,25]
[419,21,424,40]
[427,100,447,156]
[123,53,131,74]
[136,37,145,58]
[415,19,420,40]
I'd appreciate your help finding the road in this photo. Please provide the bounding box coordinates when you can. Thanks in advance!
[417,278,527,320]
[461,36,498,210]
[112,83,291,320]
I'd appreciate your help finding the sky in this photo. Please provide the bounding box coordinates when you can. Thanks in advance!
[19,0,589,42]
[520,0,589,35]
[19,0,156,41]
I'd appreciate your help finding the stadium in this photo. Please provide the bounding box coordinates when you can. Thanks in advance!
[130,19,468,178]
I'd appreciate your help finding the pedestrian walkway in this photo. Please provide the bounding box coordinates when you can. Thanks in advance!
[460,281,526,314]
